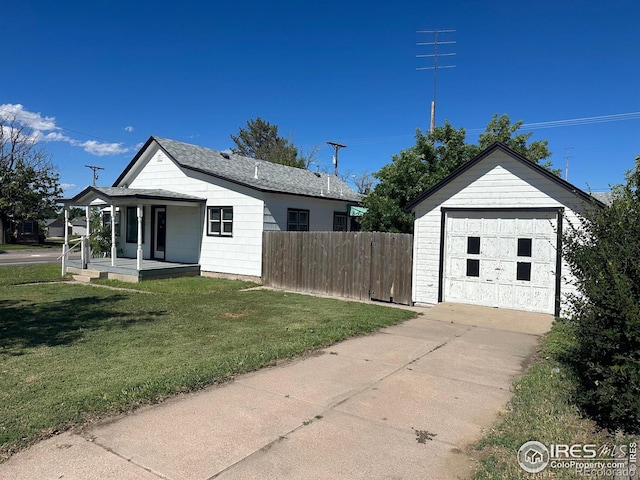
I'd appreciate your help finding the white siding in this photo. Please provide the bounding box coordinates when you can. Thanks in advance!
[263,193,351,232]
[122,147,265,277]
[412,150,588,315]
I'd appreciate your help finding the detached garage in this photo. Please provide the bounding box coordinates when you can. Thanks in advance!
[408,142,602,316]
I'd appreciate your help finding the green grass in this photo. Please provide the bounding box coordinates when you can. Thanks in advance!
[0,264,415,461]
[0,240,64,252]
[0,263,69,286]
[473,320,617,479]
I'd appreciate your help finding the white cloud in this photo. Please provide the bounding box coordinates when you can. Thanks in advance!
[0,103,57,131]
[79,140,129,156]
[1,104,140,157]
[60,183,76,191]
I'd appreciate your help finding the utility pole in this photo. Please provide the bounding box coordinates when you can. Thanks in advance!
[326,141,346,176]
[417,29,456,134]
[85,165,105,186]
[564,147,573,181]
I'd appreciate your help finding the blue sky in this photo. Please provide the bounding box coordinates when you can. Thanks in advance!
[2,0,638,195]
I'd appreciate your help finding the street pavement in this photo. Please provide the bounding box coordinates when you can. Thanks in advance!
[0,302,552,480]
[0,249,65,265]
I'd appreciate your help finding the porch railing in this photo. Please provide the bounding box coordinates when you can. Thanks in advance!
[58,236,88,275]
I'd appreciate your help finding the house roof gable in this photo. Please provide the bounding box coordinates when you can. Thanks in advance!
[114,136,361,203]
[405,142,605,211]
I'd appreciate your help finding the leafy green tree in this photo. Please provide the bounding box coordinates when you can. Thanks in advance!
[0,113,62,243]
[230,117,305,168]
[563,156,640,433]
[478,114,557,173]
[361,122,475,232]
[88,209,111,256]
[361,115,554,233]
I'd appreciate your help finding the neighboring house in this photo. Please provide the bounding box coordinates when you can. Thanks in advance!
[44,218,65,238]
[62,136,361,278]
[407,142,604,316]
[1,219,41,243]
[70,217,87,236]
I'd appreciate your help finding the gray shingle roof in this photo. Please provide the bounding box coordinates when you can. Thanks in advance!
[152,137,361,202]
[590,192,613,205]
[61,186,206,204]
[91,186,205,202]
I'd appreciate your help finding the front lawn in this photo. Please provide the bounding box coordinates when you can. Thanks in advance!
[0,240,63,253]
[0,264,415,461]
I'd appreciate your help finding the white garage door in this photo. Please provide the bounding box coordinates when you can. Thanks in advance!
[443,210,558,314]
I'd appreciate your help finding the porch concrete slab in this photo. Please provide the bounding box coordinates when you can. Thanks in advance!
[216,409,454,480]
[0,431,159,480]
[322,331,443,366]
[424,302,554,336]
[334,368,511,446]
[88,382,321,480]
[236,353,398,406]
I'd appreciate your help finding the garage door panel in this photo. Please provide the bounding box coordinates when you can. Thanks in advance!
[532,262,554,286]
[499,218,516,235]
[448,257,465,278]
[443,211,558,314]
[516,218,535,234]
[448,235,466,255]
[480,259,498,279]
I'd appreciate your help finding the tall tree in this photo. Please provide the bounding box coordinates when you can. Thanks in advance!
[477,113,556,173]
[0,113,62,243]
[230,117,305,168]
[361,115,554,233]
[361,122,474,232]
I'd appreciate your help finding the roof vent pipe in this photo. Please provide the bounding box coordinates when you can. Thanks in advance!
[254,163,259,179]
[327,175,330,193]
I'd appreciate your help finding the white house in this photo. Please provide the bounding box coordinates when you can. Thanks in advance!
[61,136,361,279]
[407,143,603,316]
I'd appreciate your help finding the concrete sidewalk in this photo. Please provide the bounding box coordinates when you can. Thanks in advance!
[0,303,551,480]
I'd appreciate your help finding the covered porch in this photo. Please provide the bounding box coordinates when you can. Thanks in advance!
[59,186,206,282]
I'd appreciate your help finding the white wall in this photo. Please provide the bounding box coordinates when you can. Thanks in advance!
[263,193,351,231]
[122,146,265,277]
[412,150,589,314]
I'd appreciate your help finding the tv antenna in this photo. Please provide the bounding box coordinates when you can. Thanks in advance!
[85,165,105,186]
[326,141,347,176]
[417,29,456,134]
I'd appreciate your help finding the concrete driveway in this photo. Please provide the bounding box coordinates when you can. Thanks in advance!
[0,302,552,480]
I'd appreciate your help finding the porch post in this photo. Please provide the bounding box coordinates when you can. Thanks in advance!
[85,205,91,265]
[136,204,143,270]
[111,203,117,266]
[62,206,69,276]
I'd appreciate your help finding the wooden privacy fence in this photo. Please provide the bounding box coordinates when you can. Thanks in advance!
[262,231,413,305]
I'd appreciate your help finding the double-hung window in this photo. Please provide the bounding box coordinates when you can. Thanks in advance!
[287,209,309,231]
[207,207,233,236]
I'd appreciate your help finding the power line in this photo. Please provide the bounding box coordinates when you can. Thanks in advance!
[304,111,640,148]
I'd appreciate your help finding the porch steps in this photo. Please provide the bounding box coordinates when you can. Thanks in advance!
[71,269,107,283]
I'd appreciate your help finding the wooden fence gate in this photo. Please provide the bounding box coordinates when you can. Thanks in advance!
[262,231,413,305]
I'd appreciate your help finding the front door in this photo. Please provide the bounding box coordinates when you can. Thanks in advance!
[154,207,166,260]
